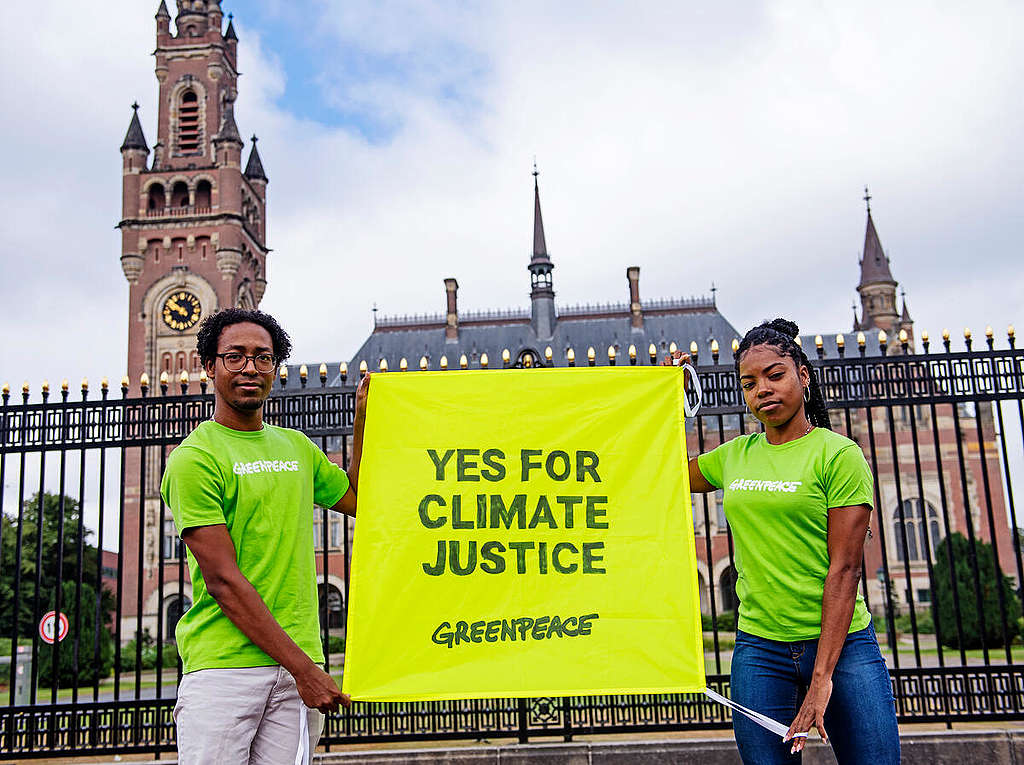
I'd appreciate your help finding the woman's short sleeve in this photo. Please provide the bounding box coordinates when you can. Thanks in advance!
[696,442,728,489]
[824,444,874,509]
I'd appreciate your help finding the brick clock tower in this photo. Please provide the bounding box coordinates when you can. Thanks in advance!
[117,0,268,638]
[119,0,268,383]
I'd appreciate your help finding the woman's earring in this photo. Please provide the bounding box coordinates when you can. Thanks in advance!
[803,386,811,402]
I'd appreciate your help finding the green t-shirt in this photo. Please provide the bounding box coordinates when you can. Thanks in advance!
[160,420,350,673]
[696,428,873,641]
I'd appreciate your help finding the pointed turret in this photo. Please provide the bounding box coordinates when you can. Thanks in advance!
[900,291,912,324]
[528,164,556,342]
[120,103,149,153]
[224,15,237,41]
[856,188,900,337]
[245,136,268,181]
[858,204,895,288]
[156,0,170,20]
[215,91,242,144]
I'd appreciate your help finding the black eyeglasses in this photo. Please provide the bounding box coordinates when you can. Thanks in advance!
[215,352,277,373]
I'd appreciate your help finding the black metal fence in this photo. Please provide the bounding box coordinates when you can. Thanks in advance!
[1,334,1023,759]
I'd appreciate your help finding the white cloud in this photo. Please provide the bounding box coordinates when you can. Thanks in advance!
[1,0,1021,390]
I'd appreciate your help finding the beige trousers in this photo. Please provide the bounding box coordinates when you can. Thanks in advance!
[174,666,324,765]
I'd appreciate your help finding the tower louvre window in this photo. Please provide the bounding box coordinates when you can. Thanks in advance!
[178,90,201,153]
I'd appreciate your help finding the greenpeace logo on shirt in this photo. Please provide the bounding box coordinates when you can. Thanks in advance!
[727,478,802,493]
[232,459,301,476]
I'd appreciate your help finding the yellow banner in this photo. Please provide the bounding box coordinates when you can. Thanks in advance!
[342,367,704,701]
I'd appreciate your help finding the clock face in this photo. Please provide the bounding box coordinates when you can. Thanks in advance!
[162,291,202,331]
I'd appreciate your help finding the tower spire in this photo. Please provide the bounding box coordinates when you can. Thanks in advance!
[528,163,556,341]
[855,189,899,335]
[532,162,549,259]
[858,190,894,287]
[120,102,149,153]
[245,135,268,181]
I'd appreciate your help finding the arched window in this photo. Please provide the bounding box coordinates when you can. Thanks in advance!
[195,179,212,209]
[176,352,186,372]
[165,595,192,641]
[516,349,541,368]
[178,90,200,153]
[161,353,172,372]
[893,498,941,562]
[171,181,189,208]
[719,565,739,612]
[318,584,345,629]
[148,183,165,213]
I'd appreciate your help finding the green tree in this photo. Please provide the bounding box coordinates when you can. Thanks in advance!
[0,492,114,640]
[933,532,1021,649]
[38,581,114,687]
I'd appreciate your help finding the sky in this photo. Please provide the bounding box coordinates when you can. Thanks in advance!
[0,0,1021,395]
[0,0,1021,542]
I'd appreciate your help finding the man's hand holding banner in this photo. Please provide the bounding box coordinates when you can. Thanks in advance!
[342,366,705,701]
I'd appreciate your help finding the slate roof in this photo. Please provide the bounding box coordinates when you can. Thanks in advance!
[532,174,549,261]
[859,210,895,286]
[120,105,149,152]
[245,137,267,181]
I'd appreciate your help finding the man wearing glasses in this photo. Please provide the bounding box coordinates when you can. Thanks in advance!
[160,308,370,764]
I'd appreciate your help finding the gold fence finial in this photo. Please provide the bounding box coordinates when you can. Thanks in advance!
[731,338,740,353]
[139,373,149,388]
[159,371,169,386]
[480,353,489,368]
[420,356,428,371]
[61,379,69,392]
[299,364,308,380]
[440,355,448,370]
[544,346,553,362]
[400,357,408,372]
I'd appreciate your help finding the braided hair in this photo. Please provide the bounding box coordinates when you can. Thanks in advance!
[734,318,832,430]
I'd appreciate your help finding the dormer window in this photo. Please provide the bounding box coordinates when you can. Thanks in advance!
[178,90,200,153]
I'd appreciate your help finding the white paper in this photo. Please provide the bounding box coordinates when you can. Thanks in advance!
[704,687,792,739]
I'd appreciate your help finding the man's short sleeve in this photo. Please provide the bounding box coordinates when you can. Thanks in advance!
[160,446,226,535]
[310,439,350,508]
[696,441,728,490]
[824,444,874,510]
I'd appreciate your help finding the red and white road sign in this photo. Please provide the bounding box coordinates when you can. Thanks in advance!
[39,611,69,644]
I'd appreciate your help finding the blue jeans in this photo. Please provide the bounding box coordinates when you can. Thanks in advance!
[730,622,899,764]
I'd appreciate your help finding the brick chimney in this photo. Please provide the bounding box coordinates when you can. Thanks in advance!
[444,278,459,343]
[627,266,643,331]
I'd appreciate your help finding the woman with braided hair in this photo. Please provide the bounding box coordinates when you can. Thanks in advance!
[668,318,899,764]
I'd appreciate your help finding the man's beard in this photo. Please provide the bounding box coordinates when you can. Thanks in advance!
[234,396,265,412]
